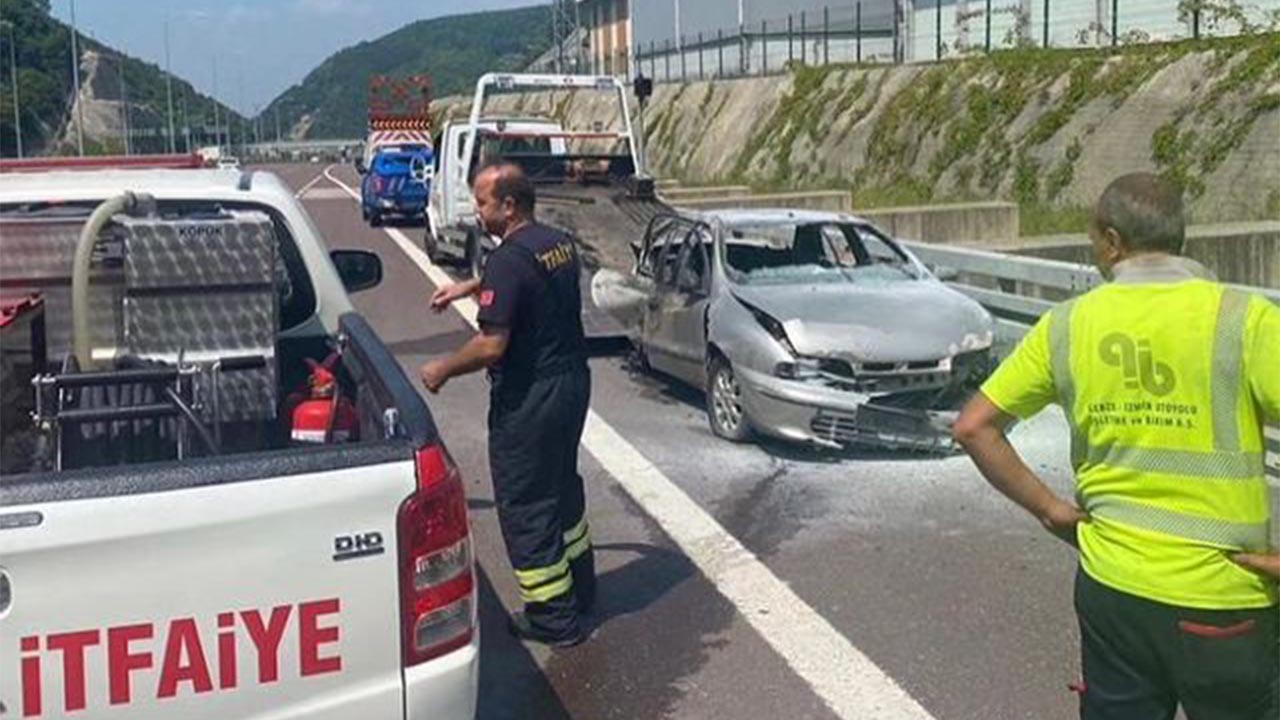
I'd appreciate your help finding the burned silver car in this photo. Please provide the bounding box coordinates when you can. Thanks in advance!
[592,209,996,452]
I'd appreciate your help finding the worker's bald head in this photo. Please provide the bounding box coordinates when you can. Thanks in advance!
[1091,173,1186,255]
[474,162,535,238]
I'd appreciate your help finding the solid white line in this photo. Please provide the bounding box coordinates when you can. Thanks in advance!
[294,170,329,198]
[319,165,936,720]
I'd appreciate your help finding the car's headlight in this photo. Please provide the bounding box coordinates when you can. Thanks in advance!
[774,359,822,380]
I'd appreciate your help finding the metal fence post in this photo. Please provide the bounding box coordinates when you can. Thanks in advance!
[1111,0,1118,47]
[824,6,830,65]
[762,19,768,75]
[1193,7,1201,39]
[936,0,943,60]
[801,11,807,64]
[699,32,705,79]
[718,28,725,77]
[789,14,795,64]
[665,39,671,81]
[680,35,687,80]
[985,0,992,52]
[893,0,900,63]
[856,2,863,62]
[740,23,747,74]
[1043,0,1050,48]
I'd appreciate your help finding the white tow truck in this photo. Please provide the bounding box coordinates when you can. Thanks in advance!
[0,159,478,719]
[424,72,660,281]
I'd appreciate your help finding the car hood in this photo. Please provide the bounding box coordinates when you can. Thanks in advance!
[731,279,994,362]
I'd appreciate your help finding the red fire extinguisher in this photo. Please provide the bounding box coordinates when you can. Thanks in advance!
[290,361,359,444]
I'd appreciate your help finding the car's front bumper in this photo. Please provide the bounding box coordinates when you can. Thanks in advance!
[736,365,959,453]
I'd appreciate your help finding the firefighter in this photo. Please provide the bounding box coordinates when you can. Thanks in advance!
[420,162,595,647]
[954,172,1279,719]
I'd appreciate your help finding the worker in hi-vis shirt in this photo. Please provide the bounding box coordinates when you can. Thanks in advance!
[954,172,1279,720]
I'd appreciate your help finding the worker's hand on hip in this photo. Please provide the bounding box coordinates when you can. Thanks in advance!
[419,360,448,394]
[1232,552,1280,580]
[1038,500,1088,548]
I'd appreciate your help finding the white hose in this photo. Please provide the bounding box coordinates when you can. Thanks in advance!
[71,192,149,370]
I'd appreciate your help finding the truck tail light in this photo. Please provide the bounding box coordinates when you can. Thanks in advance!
[398,444,474,667]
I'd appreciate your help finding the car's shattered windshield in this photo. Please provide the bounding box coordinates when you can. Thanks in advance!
[722,222,918,285]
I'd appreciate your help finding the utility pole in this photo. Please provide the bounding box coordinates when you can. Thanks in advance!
[180,90,191,152]
[2,20,22,158]
[69,0,85,155]
[164,13,176,153]
[117,53,130,155]
[212,57,221,152]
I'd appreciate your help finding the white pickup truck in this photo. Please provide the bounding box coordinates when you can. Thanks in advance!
[0,165,478,719]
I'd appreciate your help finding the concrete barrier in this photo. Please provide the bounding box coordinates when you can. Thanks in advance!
[997,221,1280,288]
[659,185,752,202]
[671,190,852,213]
[854,201,1020,244]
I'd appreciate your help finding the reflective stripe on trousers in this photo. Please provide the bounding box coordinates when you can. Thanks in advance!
[1050,290,1268,551]
[512,515,591,604]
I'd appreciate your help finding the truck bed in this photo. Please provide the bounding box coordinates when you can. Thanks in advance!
[534,183,667,339]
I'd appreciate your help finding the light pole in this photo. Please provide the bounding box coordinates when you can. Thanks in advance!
[2,20,22,158]
[164,13,175,153]
[212,57,221,152]
[69,0,85,155]
[116,53,130,155]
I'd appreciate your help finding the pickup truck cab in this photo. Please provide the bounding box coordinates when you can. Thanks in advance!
[360,145,433,227]
[0,166,478,719]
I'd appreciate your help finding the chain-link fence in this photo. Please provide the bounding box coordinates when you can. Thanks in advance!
[630,0,1280,83]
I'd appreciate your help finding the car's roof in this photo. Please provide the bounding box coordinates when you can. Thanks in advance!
[681,207,875,227]
[0,168,293,205]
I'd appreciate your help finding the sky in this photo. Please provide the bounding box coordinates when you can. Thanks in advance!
[50,0,543,116]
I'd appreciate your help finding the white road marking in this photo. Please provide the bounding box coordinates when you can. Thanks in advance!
[318,165,937,720]
[294,170,329,198]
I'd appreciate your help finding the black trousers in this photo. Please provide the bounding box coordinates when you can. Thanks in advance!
[488,368,595,637]
[1075,569,1279,720]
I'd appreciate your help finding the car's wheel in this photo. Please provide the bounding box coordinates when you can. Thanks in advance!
[424,231,443,264]
[707,357,751,442]
[369,212,383,228]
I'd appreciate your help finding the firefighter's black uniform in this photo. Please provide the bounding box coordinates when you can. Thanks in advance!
[476,222,595,641]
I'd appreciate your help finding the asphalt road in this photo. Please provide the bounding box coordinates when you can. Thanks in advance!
[270,162,1085,720]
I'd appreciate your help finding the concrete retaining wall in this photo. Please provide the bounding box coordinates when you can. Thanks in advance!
[671,190,853,213]
[1004,221,1280,288]
[854,202,1020,244]
[659,185,752,202]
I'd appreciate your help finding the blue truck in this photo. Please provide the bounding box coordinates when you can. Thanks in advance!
[359,145,433,227]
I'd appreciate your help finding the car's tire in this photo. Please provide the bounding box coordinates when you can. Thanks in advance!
[369,212,383,228]
[424,231,444,264]
[707,356,752,443]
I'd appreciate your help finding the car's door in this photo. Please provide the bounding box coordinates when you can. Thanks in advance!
[644,221,711,386]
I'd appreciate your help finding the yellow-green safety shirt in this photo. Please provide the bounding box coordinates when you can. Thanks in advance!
[982,254,1279,610]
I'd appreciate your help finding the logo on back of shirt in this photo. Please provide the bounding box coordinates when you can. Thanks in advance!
[1099,333,1177,396]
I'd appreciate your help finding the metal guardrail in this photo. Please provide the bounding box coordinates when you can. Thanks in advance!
[900,241,1280,482]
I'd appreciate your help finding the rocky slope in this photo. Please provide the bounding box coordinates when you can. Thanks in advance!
[435,34,1280,231]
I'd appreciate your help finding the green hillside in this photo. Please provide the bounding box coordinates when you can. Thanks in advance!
[260,4,552,140]
[0,0,242,157]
